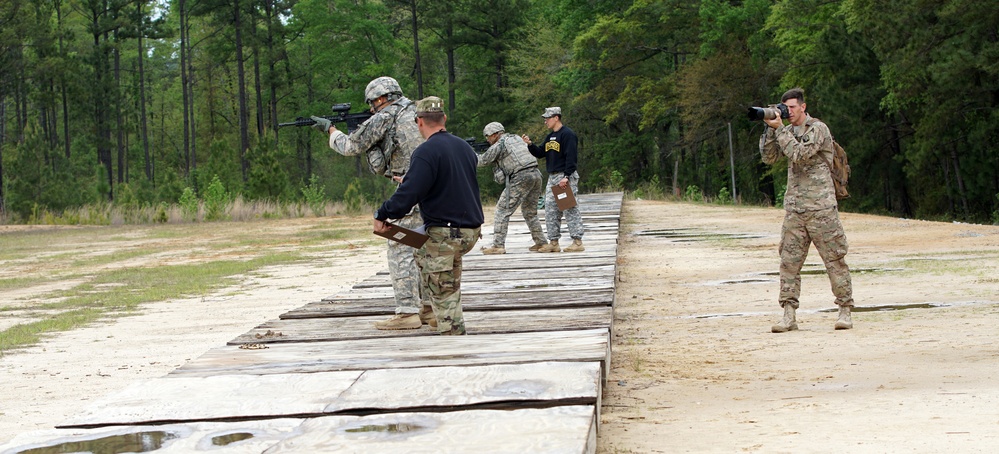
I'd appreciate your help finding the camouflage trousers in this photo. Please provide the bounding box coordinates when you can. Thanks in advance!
[415,226,480,335]
[387,210,423,314]
[778,207,854,309]
[492,168,546,247]
[544,172,584,241]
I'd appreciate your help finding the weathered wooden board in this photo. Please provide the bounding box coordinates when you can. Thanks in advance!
[231,306,612,345]
[283,287,616,319]
[325,361,601,413]
[0,419,306,454]
[352,264,616,288]
[59,371,363,428]
[57,362,600,430]
[264,406,597,454]
[173,329,611,379]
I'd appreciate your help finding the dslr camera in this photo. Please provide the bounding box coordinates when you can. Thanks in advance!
[747,103,790,121]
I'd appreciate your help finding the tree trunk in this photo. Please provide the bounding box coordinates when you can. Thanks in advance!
[186,20,197,181]
[409,0,423,98]
[253,44,264,137]
[114,29,125,184]
[234,0,250,182]
[951,145,969,219]
[446,22,455,115]
[1,92,6,216]
[137,0,151,180]
[55,0,71,158]
[179,0,191,177]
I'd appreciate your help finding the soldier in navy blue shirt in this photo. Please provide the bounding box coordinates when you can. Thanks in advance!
[523,106,585,253]
[374,96,483,335]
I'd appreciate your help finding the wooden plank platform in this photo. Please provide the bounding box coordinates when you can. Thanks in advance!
[282,287,616,319]
[59,362,600,429]
[230,306,612,344]
[172,329,611,378]
[4,192,622,454]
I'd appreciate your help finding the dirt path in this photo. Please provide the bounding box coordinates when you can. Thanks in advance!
[2,201,998,452]
[598,200,999,453]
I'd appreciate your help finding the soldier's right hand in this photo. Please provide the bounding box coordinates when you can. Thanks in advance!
[310,116,332,133]
[521,134,531,145]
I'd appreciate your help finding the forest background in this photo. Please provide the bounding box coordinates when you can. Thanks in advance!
[1,0,998,225]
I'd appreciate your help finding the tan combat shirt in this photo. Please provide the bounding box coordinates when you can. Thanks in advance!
[760,115,837,212]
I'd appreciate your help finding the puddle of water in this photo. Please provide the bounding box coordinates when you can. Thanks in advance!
[345,423,424,434]
[13,431,178,454]
[211,432,254,446]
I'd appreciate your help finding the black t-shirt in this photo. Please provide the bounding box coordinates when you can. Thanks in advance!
[527,125,578,176]
[376,130,484,228]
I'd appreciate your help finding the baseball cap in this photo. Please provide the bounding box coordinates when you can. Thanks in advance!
[541,107,561,118]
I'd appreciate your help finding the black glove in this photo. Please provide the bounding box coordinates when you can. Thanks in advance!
[310,116,332,133]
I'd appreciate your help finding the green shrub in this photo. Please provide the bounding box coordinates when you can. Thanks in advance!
[343,179,365,214]
[179,187,199,221]
[203,175,231,221]
[716,187,732,204]
[301,174,327,217]
[684,185,703,202]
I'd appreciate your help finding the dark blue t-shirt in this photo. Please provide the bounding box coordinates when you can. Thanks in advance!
[528,125,578,176]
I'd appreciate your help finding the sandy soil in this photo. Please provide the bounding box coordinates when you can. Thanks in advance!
[599,200,999,453]
[2,201,999,453]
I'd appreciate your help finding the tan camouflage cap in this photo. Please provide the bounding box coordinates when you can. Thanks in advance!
[541,106,561,118]
[482,122,505,137]
[415,96,445,115]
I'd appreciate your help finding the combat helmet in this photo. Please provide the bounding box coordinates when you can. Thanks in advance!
[365,76,403,105]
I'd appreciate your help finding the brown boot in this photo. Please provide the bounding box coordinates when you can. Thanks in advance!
[771,304,798,333]
[563,239,585,252]
[529,242,546,252]
[481,245,506,255]
[373,313,421,330]
[419,305,437,328]
[537,240,561,253]
[834,306,853,330]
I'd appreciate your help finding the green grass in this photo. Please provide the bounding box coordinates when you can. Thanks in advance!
[0,216,373,354]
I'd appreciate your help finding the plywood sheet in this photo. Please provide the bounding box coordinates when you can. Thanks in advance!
[326,361,601,413]
[59,371,362,428]
[173,329,610,378]
[264,407,597,454]
[282,287,616,319]
[231,306,612,344]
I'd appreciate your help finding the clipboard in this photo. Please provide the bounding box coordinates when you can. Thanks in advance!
[551,184,577,210]
[374,222,430,248]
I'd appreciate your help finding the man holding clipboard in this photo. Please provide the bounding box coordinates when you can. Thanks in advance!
[373,96,483,335]
[522,106,585,253]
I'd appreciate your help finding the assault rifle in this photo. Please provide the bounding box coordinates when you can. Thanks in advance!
[464,137,491,153]
[278,103,373,133]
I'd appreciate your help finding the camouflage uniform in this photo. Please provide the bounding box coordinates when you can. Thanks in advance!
[477,133,546,248]
[329,97,425,315]
[760,115,854,309]
[415,226,481,335]
[544,171,584,241]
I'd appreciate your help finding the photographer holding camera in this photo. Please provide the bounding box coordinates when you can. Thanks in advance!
[759,87,854,333]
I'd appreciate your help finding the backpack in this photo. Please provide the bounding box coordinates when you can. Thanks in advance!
[830,140,851,200]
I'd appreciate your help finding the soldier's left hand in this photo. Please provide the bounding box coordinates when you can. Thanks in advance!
[559,177,569,188]
[310,116,332,133]
[373,218,390,234]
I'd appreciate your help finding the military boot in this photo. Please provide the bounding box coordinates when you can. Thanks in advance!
[373,313,421,330]
[529,242,546,252]
[834,306,853,330]
[563,239,585,252]
[771,304,798,333]
[537,240,561,253]
[419,305,437,328]
[481,245,506,255]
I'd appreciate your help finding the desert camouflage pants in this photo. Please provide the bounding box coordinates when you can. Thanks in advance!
[778,207,854,309]
[387,210,423,314]
[492,168,546,247]
[544,172,584,241]
[416,226,480,335]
